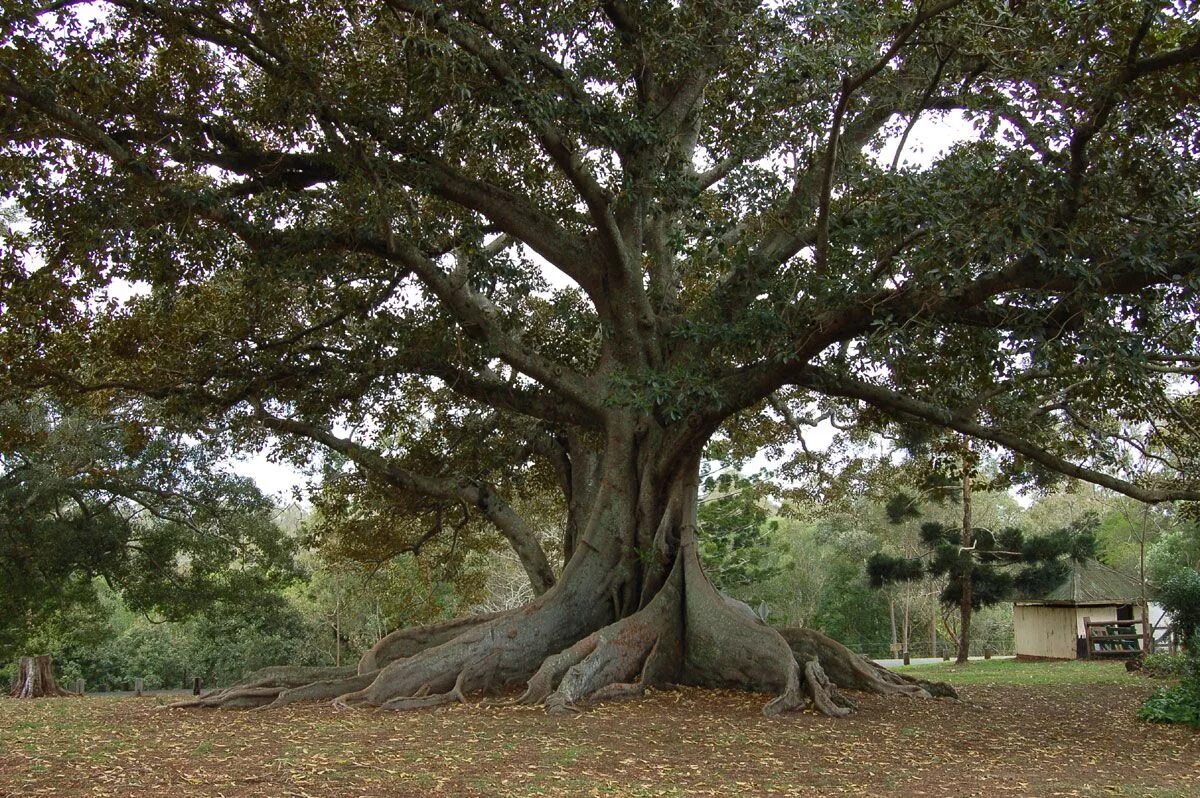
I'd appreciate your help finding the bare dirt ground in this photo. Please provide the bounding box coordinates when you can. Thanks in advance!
[1,678,1196,797]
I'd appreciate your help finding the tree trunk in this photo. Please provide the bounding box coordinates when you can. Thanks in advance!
[9,656,76,699]
[173,432,954,717]
[889,598,898,651]
[931,605,938,660]
[957,464,973,665]
[1140,505,1151,654]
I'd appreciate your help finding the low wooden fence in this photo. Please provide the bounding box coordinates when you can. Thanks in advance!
[1082,617,1176,658]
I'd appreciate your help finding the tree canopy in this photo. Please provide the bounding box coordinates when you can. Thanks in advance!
[2,0,1198,717]
[0,394,295,654]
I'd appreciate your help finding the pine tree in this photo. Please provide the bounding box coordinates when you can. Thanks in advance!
[868,507,1098,657]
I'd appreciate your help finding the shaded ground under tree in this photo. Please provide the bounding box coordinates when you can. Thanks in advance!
[3,670,1196,797]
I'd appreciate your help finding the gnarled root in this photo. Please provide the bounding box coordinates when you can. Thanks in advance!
[801,659,853,717]
[538,613,669,715]
[162,559,954,719]
[517,555,684,715]
[780,627,958,702]
[164,665,359,709]
[358,611,511,673]
[167,611,519,711]
[262,671,379,710]
[321,575,619,710]
[678,539,807,716]
[515,635,599,706]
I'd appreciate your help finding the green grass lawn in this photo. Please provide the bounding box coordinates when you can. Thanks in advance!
[896,657,1145,686]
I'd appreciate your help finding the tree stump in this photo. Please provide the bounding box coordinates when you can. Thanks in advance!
[9,656,77,698]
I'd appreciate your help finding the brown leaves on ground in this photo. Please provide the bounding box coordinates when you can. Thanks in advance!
[1,680,1196,797]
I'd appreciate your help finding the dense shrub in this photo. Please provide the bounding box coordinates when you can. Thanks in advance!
[1159,570,1200,649]
[1139,680,1200,729]
[1137,633,1195,729]
[1141,653,1191,679]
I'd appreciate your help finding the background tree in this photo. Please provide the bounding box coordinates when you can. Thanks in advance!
[0,395,297,658]
[869,512,1098,661]
[697,473,782,599]
[1159,570,1200,652]
[2,0,1199,717]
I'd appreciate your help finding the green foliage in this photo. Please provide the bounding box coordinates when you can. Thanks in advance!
[0,0,1198,692]
[809,557,893,656]
[1139,681,1200,729]
[174,594,329,686]
[866,551,923,584]
[0,577,329,690]
[0,0,1195,595]
[0,396,299,660]
[1142,653,1192,679]
[1158,570,1200,649]
[290,552,479,663]
[884,492,922,525]
[698,474,783,593]
[1137,643,1200,729]
[868,504,1096,612]
[1148,523,1200,586]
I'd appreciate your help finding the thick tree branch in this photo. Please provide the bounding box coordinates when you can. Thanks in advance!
[791,367,1200,504]
[252,407,557,595]
[812,1,967,272]
[382,0,623,271]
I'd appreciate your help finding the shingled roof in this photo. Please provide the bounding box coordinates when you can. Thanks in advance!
[1014,558,1149,605]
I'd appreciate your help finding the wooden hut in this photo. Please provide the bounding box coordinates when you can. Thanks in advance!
[1013,559,1148,660]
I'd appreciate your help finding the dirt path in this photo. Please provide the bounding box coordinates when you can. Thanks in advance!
[1,681,1195,797]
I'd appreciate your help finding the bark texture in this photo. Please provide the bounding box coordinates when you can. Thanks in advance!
[9,655,77,699]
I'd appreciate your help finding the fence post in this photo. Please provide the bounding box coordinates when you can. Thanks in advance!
[74,678,85,695]
[134,678,143,697]
[193,677,202,696]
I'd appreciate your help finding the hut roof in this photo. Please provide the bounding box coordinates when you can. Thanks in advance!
[1014,558,1148,605]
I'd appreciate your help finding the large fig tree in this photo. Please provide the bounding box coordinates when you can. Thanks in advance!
[2,0,1199,715]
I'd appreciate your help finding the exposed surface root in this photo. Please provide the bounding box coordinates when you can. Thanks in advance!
[377,649,502,711]
[801,659,852,718]
[536,559,683,715]
[380,669,469,711]
[358,611,510,673]
[780,627,958,702]
[543,623,659,715]
[262,672,378,710]
[183,687,289,710]
[516,636,598,706]
[324,574,618,710]
[165,666,359,709]
[330,687,372,711]
[164,549,953,719]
